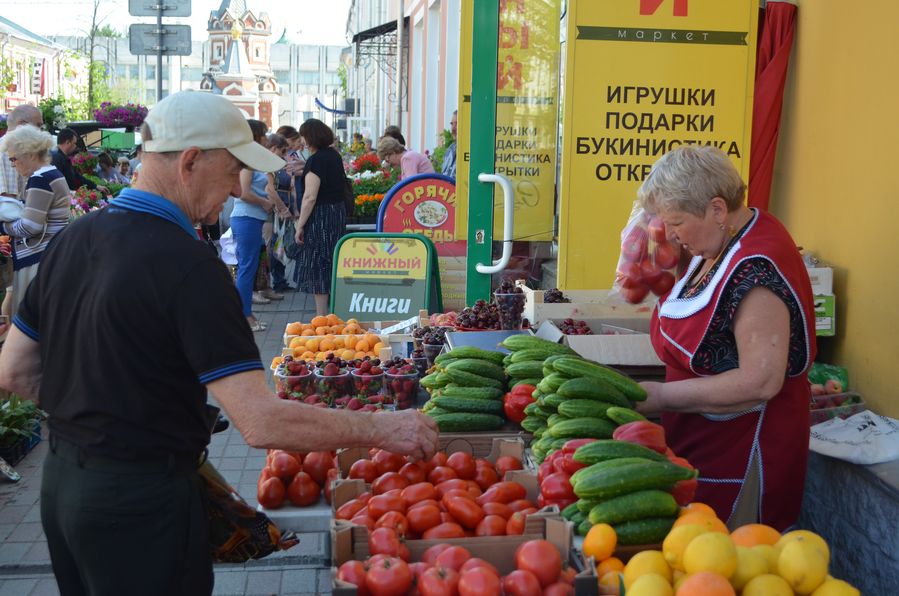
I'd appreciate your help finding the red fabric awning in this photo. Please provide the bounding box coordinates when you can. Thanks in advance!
[748,1,797,211]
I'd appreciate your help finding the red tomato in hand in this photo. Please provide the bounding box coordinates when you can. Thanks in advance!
[301,451,335,486]
[502,569,542,596]
[494,456,523,477]
[650,270,676,296]
[368,527,402,557]
[422,522,466,540]
[337,560,370,595]
[372,472,410,495]
[349,459,378,483]
[372,450,405,475]
[287,471,321,507]
[445,452,476,480]
[366,556,412,596]
[257,477,285,509]
[375,511,408,536]
[653,242,678,270]
[268,452,301,482]
[474,515,507,536]
[444,496,486,530]
[428,466,459,485]
[398,461,427,485]
[515,539,562,587]
[458,567,501,596]
[434,545,472,571]
[418,565,460,596]
[407,504,442,534]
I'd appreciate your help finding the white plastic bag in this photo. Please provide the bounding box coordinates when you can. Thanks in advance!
[809,410,899,465]
[610,201,681,304]
[219,227,237,266]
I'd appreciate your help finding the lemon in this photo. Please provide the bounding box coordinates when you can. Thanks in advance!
[778,539,829,594]
[751,544,780,575]
[624,550,672,588]
[742,573,795,596]
[683,532,737,579]
[776,530,831,562]
[730,545,769,591]
[628,572,674,596]
[663,524,709,571]
[811,578,861,596]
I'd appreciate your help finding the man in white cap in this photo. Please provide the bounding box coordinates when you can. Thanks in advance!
[0,91,439,595]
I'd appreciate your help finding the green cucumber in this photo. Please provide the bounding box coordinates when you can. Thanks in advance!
[561,502,580,521]
[556,377,632,408]
[438,386,505,401]
[505,361,545,379]
[573,461,697,500]
[542,394,566,409]
[605,406,648,425]
[510,349,555,364]
[588,490,679,526]
[547,417,616,440]
[443,367,504,389]
[557,399,615,420]
[501,335,576,354]
[552,358,647,402]
[520,417,547,434]
[577,518,593,536]
[613,517,677,546]
[524,402,547,419]
[444,346,507,365]
[431,396,505,416]
[546,413,568,428]
[445,358,507,382]
[572,440,668,465]
[570,457,659,488]
[430,412,504,432]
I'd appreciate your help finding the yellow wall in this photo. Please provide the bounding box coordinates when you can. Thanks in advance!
[770,0,899,417]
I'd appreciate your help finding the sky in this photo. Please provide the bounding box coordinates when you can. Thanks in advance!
[0,0,353,46]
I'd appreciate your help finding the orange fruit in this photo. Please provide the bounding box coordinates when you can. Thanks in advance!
[674,513,729,534]
[730,524,781,548]
[583,524,618,561]
[373,342,385,354]
[310,315,328,328]
[271,357,283,368]
[305,338,320,352]
[346,318,359,325]
[326,314,340,326]
[301,328,315,337]
[292,347,305,358]
[355,340,371,352]
[675,571,735,595]
[332,325,345,335]
[332,337,345,349]
[320,338,336,352]
[342,334,357,347]
[345,323,361,334]
[599,571,623,596]
[597,557,625,577]
[354,351,367,360]
[315,326,329,336]
[679,503,717,518]
[364,333,380,345]
[301,351,315,360]
[288,337,305,349]
[341,349,356,360]
[285,322,302,335]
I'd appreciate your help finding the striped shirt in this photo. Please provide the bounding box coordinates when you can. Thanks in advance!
[2,166,71,270]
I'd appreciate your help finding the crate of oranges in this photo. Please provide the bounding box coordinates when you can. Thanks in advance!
[282,315,387,363]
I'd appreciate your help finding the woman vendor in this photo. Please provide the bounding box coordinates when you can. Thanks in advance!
[636,146,816,531]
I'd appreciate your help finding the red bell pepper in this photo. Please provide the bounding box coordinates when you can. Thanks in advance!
[503,390,535,424]
[667,453,698,506]
[552,455,587,477]
[511,383,536,396]
[612,420,668,454]
[540,472,576,503]
[561,438,598,456]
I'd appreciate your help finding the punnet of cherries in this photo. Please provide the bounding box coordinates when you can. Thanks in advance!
[559,318,593,335]
[543,288,570,303]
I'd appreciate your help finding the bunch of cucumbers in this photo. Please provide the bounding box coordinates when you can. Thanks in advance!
[420,346,508,432]
[561,440,697,544]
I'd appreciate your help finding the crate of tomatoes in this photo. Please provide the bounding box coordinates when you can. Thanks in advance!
[256,449,340,532]
[332,514,599,595]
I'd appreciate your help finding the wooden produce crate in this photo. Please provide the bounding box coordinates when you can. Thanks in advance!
[331,510,598,595]
[515,279,654,326]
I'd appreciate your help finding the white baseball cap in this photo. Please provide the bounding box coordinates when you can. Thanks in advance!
[142,91,285,172]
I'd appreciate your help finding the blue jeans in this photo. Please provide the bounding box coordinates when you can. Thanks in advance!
[270,249,287,290]
[230,216,264,317]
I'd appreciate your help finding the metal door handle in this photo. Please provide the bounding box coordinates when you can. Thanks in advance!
[475,173,514,274]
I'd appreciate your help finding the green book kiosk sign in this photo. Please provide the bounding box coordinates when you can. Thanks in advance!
[330,233,443,320]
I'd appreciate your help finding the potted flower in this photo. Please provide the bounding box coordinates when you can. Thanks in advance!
[70,186,111,220]
[70,151,98,176]
[354,193,385,218]
[37,96,68,134]
[0,394,45,466]
[93,102,149,130]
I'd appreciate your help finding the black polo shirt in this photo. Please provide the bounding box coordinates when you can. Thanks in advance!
[14,188,263,457]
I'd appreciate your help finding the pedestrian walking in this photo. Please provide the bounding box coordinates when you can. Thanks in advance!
[0,90,439,596]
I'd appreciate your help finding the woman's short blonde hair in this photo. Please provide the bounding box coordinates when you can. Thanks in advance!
[0,124,55,161]
[637,145,746,216]
[377,136,404,161]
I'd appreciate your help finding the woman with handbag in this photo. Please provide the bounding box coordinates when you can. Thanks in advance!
[0,125,71,314]
[265,134,296,292]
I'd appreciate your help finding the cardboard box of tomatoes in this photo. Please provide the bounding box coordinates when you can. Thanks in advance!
[331,511,599,595]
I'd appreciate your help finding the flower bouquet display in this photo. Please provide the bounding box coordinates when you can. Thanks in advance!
[70,186,110,220]
[71,151,98,176]
[93,102,149,129]
[354,193,385,218]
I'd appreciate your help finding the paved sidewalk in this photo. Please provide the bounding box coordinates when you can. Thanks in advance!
[0,291,331,595]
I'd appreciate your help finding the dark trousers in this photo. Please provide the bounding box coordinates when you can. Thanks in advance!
[41,436,213,596]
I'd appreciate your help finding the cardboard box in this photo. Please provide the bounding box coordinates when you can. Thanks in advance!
[331,511,598,595]
[515,280,655,325]
[807,267,834,296]
[814,294,836,337]
[256,496,333,533]
[337,436,527,480]
[536,318,665,376]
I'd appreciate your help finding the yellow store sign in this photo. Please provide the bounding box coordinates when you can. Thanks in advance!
[457,0,561,242]
[557,0,759,289]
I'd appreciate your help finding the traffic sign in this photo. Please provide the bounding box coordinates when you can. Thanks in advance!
[129,24,192,56]
[128,0,191,17]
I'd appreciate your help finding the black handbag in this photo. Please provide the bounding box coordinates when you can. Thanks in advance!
[282,219,301,259]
